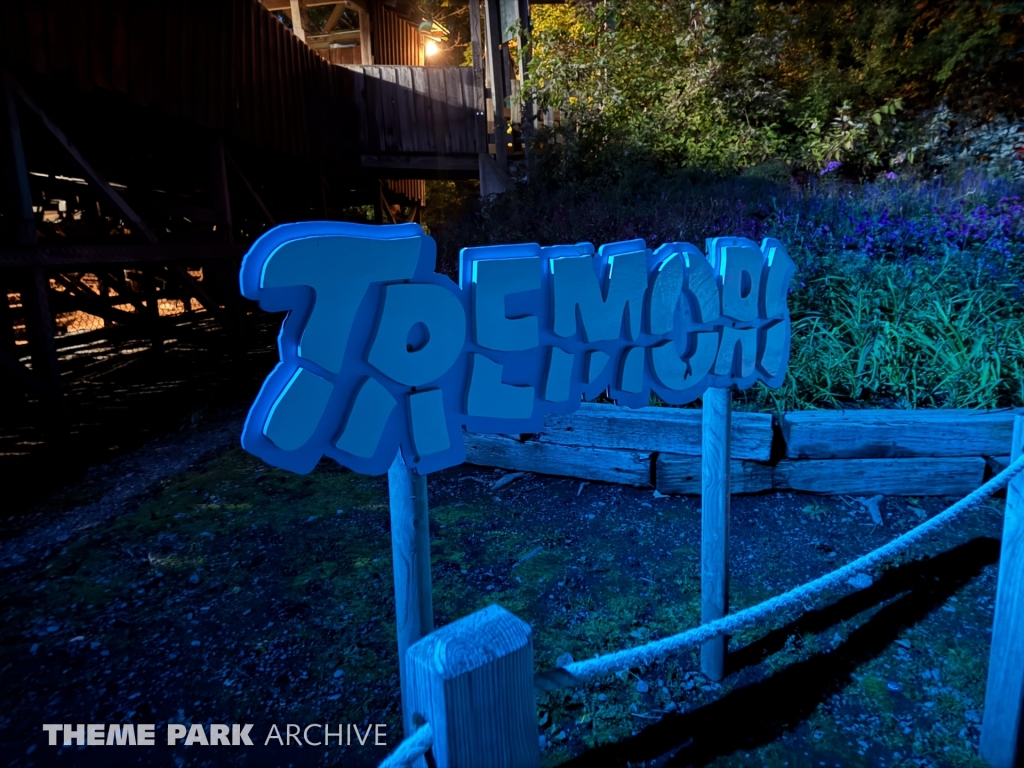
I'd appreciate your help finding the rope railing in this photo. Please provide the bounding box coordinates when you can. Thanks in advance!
[534,453,1024,692]
[377,722,433,768]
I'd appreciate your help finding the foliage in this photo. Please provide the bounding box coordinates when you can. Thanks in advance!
[433,168,1024,411]
[523,0,1024,175]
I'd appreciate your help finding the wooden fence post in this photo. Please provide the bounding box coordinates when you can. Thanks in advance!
[406,604,539,768]
[701,387,731,680]
[980,414,1024,768]
[388,451,434,741]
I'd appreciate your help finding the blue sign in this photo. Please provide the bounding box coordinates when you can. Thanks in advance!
[239,221,794,476]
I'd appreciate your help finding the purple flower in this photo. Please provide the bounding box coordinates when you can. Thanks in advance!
[884,171,897,180]
[820,160,843,176]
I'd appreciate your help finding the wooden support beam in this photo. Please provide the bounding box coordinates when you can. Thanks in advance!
[774,457,987,496]
[322,2,346,33]
[701,388,731,681]
[143,269,163,351]
[781,409,1024,459]
[20,268,61,393]
[536,402,773,461]
[483,0,508,173]
[289,0,312,43]
[358,9,372,65]
[407,605,539,768]
[2,71,36,246]
[359,153,480,175]
[980,415,1024,768]
[388,452,434,740]
[306,28,362,48]
[8,76,159,244]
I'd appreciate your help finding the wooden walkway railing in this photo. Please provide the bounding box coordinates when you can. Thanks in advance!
[345,65,483,176]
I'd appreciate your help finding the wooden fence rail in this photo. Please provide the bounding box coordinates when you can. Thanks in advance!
[462,403,1024,497]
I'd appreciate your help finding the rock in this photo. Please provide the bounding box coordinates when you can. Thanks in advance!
[636,680,649,693]
[188,572,201,585]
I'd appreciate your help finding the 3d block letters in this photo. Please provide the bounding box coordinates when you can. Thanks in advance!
[239,222,794,476]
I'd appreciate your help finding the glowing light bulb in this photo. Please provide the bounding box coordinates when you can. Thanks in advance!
[425,40,439,57]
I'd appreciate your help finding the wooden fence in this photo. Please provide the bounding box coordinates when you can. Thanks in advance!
[463,403,1022,497]
[390,414,1024,768]
[347,64,483,174]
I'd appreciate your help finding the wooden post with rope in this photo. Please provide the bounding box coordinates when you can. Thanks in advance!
[980,414,1024,768]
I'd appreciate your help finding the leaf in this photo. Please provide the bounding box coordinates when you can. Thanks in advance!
[872,112,882,125]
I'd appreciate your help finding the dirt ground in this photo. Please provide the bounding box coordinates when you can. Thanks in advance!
[0,404,1009,768]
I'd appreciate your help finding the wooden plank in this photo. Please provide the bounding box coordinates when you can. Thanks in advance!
[701,388,730,681]
[364,65,385,154]
[24,2,48,73]
[89,0,113,90]
[980,416,1024,768]
[43,0,71,72]
[359,153,480,175]
[426,66,450,156]
[409,67,435,153]
[536,402,774,461]
[178,0,196,122]
[656,455,774,495]
[394,66,418,153]
[461,66,484,153]
[407,605,539,768]
[782,409,1024,459]
[144,1,165,108]
[387,452,434,741]
[109,0,130,95]
[0,244,245,268]
[69,0,91,91]
[190,0,209,126]
[774,457,986,496]
[378,66,401,153]
[464,433,652,487]
[126,0,147,101]
[163,1,183,117]
[444,66,467,154]
[358,8,371,65]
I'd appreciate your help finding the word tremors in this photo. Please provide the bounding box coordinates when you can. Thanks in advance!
[240,223,794,476]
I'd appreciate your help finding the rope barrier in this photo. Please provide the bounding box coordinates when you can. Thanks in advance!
[534,453,1024,692]
[377,722,433,768]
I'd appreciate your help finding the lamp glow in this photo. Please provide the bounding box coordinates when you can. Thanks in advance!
[425,40,439,57]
